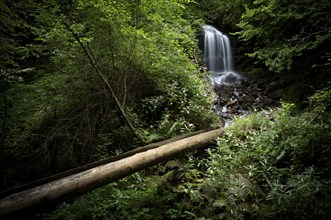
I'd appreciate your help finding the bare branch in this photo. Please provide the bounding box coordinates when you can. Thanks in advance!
[62,20,135,131]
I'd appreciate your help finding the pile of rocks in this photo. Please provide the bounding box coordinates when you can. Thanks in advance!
[213,75,282,125]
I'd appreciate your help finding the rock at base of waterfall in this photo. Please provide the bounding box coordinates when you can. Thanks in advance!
[213,75,282,125]
[212,72,242,85]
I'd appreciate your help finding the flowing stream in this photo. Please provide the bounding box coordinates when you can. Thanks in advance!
[201,25,240,85]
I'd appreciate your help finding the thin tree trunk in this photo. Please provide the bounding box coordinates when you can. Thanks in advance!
[0,128,222,218]
[63,21,135,131]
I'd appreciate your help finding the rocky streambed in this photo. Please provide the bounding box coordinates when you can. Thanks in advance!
[212,74,282,126]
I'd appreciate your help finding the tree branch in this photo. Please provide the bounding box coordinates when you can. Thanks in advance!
[62,20,135,131]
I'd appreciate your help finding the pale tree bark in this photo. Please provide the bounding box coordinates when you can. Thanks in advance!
[0,128,211,198]
[0,128,222,218]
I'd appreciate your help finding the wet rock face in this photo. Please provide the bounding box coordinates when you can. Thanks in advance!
[213,76,282,124]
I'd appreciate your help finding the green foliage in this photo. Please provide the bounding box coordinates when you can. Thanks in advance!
[3,69,125,183]
[37,0,216,131]
[40,169,207,220]
[2,0,217,190]
[236,0,331,75]
[207,97,331,218]
[189,0,248,31]
[0,0,37,70]
[309,84,331,112]
[5,1,330,218]
[37,89,331,219]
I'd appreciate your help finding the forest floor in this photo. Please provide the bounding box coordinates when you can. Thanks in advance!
[35,73,331,220]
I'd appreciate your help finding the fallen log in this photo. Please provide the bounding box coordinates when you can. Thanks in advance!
[0,128,210,199]
[0,128,222,218]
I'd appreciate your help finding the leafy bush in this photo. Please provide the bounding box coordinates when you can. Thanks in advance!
[235,0,331,101]
[2,0,217,190]
[40,169,205,220]
[207,92,331,219]
[236,0,331,74]
[38,89,330,219]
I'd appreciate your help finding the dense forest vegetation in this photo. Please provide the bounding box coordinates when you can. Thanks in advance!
[1,0,330,219]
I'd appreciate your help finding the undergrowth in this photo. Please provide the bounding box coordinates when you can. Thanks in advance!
[39,88,331,219]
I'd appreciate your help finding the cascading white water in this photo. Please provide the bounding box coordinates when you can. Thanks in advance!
[202,25,240,84]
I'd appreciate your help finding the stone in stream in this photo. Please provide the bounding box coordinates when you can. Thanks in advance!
[213,75,281,124]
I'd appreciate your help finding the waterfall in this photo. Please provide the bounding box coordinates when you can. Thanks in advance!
[201,25,240,85]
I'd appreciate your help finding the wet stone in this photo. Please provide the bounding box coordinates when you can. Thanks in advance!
[213,75,281,125]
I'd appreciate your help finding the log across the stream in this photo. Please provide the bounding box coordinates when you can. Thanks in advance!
[0,128,222,217]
